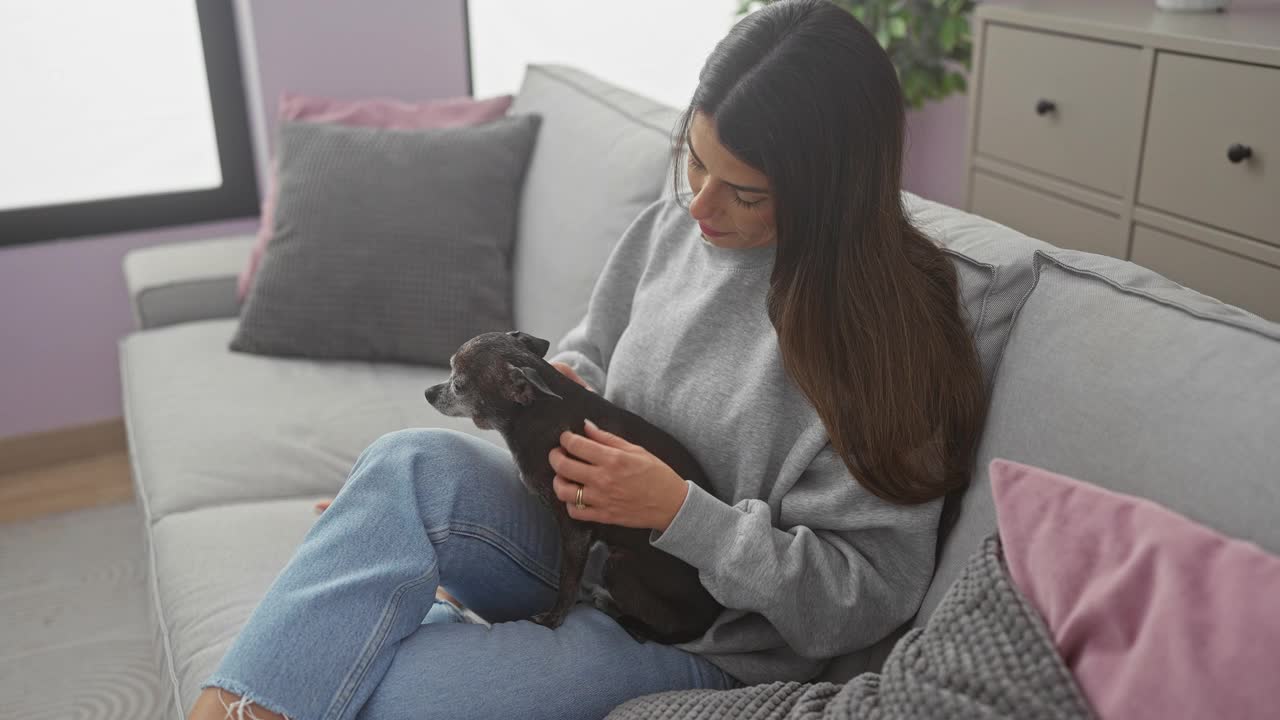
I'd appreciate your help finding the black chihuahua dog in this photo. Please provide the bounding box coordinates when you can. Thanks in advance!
[423,330,722,644]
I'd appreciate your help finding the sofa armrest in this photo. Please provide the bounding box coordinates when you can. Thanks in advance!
[123,235,253,331]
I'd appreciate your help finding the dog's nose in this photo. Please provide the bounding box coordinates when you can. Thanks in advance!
[424,386,438,402]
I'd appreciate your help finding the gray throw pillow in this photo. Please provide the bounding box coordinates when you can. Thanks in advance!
[230,114,541,365]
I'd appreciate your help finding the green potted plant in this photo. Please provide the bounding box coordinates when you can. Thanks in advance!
[736,0,975,109]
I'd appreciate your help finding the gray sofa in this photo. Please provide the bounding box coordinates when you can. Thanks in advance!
[121,65,1280,719]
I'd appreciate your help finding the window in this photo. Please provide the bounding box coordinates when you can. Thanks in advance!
[0,0,259,247]
[466,0,741,109]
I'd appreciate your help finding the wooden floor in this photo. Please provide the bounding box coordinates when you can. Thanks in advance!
[0,452,134,524]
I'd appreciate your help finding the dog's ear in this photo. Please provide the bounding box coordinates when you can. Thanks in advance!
[506,330,551,358]
[506,364,563,405]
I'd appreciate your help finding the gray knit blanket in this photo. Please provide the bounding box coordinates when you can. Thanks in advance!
[607,535,1095,720]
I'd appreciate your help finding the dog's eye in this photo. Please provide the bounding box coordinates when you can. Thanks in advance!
[453,377,466,391]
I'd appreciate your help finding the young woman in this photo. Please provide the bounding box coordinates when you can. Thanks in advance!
[189,1,985,717]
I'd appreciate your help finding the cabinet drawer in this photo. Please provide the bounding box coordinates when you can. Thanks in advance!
[971,171,1127,258]
[1137,53,1280,245]
[1131,225,1280,322]
[976,24,1143,196]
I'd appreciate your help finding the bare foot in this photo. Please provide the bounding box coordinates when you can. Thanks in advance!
[313,498,333,513]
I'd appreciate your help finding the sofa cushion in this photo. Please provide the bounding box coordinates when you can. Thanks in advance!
[145,497,322,717]
[918,247,1280,625]
[904,192,1057,387]
[508,65,680,348]
[121,318,504,521]
[230,115,541,366]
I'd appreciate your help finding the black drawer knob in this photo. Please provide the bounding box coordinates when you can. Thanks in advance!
[1227,143,1253,163]
[1035,99,1056,116]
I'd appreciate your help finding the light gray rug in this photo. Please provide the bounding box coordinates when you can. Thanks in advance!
[1,500,163,719]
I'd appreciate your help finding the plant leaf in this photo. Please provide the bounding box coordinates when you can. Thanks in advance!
[939,16,961,53]
[734,0,975,107]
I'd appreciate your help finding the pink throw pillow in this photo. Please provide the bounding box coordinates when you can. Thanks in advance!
[236,92,514,302]
[990,458,1280,720]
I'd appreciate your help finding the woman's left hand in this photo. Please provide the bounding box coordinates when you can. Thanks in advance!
[550,419,689,531]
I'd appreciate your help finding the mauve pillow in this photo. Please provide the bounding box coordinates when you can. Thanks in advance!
[990,458,1280,720]
[237,92,514,302]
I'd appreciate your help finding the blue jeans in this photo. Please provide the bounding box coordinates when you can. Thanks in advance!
[203,428,741,720]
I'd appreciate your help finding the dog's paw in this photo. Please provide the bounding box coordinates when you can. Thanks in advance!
[529,611,566,629]
[588,586,619,615]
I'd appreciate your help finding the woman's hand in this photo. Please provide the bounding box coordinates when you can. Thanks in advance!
[550,361,595,392]
[549,419,689,531]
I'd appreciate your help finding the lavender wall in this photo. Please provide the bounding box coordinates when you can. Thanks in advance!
[903,92,970,209]
[0,0,469,442]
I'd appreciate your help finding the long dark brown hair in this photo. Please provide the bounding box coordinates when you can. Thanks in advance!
[672,0,987,504]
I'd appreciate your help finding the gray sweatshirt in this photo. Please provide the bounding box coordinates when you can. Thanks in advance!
[548,197,941,686]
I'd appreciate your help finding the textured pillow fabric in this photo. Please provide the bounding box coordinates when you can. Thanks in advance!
[237,92,514,302]
[230,114,540,365]
[991,458,1280,720]
[607,535,1093,720]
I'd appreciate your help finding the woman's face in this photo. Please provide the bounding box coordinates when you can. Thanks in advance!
[685,110,777,250]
